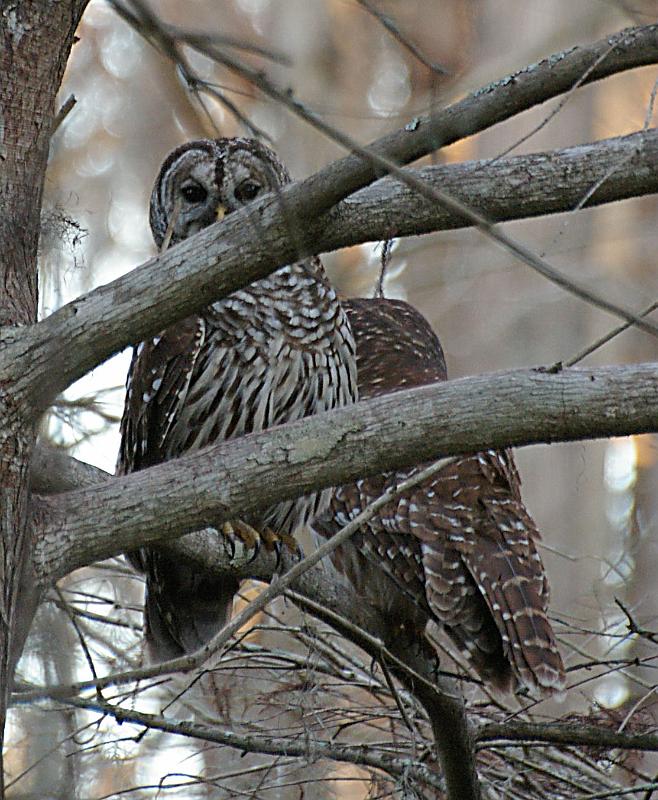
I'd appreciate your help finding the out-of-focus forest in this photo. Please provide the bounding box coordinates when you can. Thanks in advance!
[8,0,658,797]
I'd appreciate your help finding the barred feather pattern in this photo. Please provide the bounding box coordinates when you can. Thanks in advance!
[118,139,357,660]
[312,298,565,695]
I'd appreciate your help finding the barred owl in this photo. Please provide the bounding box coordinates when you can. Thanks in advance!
[117,138,357,661]
[312,298,565,696]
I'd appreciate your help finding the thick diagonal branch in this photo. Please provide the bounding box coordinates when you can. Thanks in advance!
[30,461,477,799]
[7,28,658,412]
[33,362,658,586]
[320,128,658,251]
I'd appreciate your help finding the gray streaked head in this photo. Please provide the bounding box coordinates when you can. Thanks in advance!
[149,137,291,248]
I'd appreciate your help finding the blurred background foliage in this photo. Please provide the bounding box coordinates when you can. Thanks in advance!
[11,0,658,797]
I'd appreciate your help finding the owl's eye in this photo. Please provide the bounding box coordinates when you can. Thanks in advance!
[180,183,208,203]
[234,180,261,203]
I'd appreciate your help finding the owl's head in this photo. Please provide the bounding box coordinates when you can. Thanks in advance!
[149,137,291,249]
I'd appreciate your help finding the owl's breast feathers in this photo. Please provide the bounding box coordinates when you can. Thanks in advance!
[119,259,356,530]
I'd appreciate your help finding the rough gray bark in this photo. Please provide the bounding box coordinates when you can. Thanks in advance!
[32,362,658,586]
[0,2,88,794]
[7,127,658,421]
[322,128,658,249]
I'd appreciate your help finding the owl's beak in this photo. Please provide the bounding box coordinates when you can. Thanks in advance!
[215,205,227,222]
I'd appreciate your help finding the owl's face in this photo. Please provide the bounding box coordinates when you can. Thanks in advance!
[149,137,291,249]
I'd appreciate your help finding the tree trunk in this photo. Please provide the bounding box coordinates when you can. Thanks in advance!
[0,2,88,792]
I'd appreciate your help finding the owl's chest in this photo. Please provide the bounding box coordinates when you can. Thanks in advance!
[201,294,350,379]
[166,297,356,454]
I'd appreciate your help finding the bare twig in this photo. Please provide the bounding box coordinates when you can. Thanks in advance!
[61,695,446,792]
[375,238,394,298]
[356,0,450,76]
[51,93,76,135]
[643,75,658,128]
[568,782,658,799]
[287,590,471,693]
[615,598,658,645]
[53,586,100,687]
[170,29,291,66]
[562,300,658,368]
[110,0,270,139]
[484,41,618,165]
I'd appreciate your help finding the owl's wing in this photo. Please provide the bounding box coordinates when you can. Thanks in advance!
[408,449,565,695]
[315,449,565,696]
[117,315,206,474]
[313,475,431,623]
[116,316,239,662]
[342,467,512,686]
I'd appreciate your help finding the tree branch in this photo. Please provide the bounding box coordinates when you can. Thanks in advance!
[286,23,658,214]
[29,445,108,494]
[26,483,478,799]
[6,26,658,413]
[113,15,658,341]
[113,14,658,340]
[477,720,658,752]
[33,362,658,586]
[61,696,446,793]
[321,127,658,249]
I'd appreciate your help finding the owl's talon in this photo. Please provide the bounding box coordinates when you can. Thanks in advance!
[261,527,302,570]
[222,530,236,560]
[222,520,261,562]
[262,527,299,553]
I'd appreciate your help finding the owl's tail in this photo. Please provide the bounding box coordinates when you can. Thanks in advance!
[418,451,566,697]
[134,550,240,661]
[424,526,566,696]
[463,522,566,696]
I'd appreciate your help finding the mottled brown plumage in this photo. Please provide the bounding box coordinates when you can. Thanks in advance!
[312,298,565,695]
[118,139,357,660]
